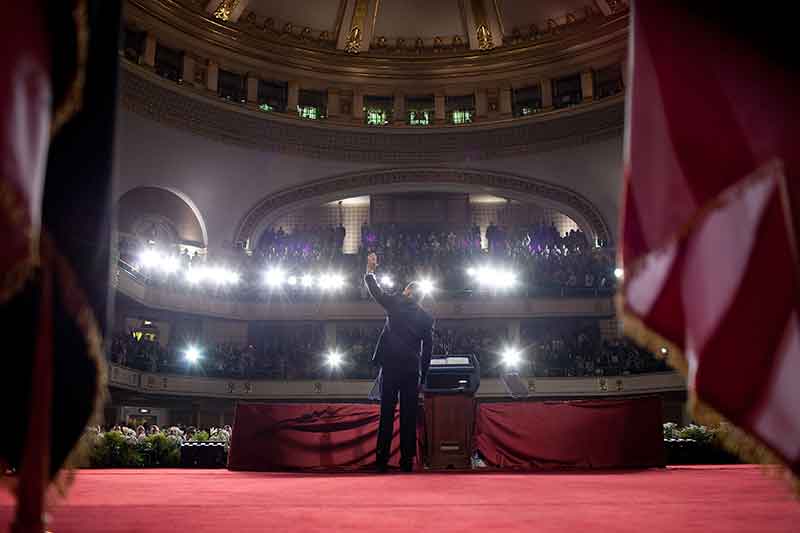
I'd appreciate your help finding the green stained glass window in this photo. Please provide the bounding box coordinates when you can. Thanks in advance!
[298,106,319,120]
[409,110,430,126]
[451,109,474,124]
[366,109,388,125]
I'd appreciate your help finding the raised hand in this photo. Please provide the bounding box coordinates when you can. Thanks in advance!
[367,252,378,273]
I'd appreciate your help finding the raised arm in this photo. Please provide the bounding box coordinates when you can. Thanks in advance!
[364,252,393,311]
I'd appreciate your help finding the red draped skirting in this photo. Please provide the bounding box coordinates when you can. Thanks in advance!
[228,403,424,471]
[474,397,665,469]
[228,397,664,471]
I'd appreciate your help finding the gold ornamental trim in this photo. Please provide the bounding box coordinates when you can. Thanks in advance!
[344,0,369,54]
[471,0,494,50]
[0,181,38,304]
[212,0,240,22]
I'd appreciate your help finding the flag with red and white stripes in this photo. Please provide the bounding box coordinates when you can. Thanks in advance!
[621,1,800,475]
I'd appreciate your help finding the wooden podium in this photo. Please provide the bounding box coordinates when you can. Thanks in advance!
[424,393,475,469]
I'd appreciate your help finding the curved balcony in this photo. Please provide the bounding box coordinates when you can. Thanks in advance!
[108,363,684,400]
[115,264,616,320]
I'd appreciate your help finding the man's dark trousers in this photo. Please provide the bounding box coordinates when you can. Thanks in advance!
[376,369,418,467]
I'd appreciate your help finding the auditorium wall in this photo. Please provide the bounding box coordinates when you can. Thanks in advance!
[114,108,623,254]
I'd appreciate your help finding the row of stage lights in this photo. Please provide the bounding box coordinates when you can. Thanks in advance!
[181,344,526,369]
[137,249,625,293]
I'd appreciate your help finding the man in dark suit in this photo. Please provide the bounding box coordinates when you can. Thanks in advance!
[364,252,433,472]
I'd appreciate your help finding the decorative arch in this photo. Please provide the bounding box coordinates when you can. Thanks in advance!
[234,168,612,247]
[117,186,208,247]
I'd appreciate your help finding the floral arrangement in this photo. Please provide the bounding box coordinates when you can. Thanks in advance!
[663,422,718,444]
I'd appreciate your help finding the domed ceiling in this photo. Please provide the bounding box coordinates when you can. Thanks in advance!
[204,0,628,53]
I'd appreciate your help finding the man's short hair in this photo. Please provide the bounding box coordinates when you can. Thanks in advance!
[404,282,424,303]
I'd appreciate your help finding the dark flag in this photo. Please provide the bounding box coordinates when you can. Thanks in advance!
[0,1,120,531]
[620,1,800,481]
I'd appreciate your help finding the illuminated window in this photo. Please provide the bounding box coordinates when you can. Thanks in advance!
[366,109,388,125]
[298,106,319,120]
[446,95,475,125]
[406,95,434,126]
[298,89,327,119]
[364,95,393,125]
[409,110,430,126]
[451,109,473,124]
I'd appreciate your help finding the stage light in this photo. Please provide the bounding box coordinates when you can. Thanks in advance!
[223,269,241,285]
[319,272,345,291]
[417,278,435,296]
[185,267,206,284]
[184,346,201,363]
[264,267,285,288]
[380,274,394,288]
[501,347,522,368]
[139,408,150,414]
[326,350,343,367]
[159,256,179,274]
[472,266,516,289]
[496,270,517,289]
[139,249,160,269]
[210,267,240,285]
[301,274,314,288]
[614,267,624,279]
[287,275,298,286]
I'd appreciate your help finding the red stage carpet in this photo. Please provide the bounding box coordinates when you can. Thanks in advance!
[1,466,798,532]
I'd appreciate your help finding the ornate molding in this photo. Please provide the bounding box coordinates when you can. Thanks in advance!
[126,0,628,76]
[234,168,613,246]
[343,0,369,54]
[119,63,625,164]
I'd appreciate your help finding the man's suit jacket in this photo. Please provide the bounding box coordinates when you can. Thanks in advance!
[364,273,433,380]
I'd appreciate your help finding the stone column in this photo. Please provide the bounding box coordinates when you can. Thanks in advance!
[541,79,553,109]
[327,89,341,117]
[499,86,512,115]
[287,80,300,112]
[246,75,258,104]
[434,93,446,123]
[352,90,364,121]
[581,70,594,102]
[143,33,157,67]
[182,55,195,85]
[392,92,405,124]
[475,88,488,118]
[206,61,219,93]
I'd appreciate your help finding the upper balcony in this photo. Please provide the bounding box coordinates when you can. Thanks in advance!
[120,0,628,141]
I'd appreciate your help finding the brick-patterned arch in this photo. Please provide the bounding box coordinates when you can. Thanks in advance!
[234,168,612,246]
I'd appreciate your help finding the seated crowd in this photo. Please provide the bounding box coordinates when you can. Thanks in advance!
[118,222,616,299]
[110,319,666,380]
